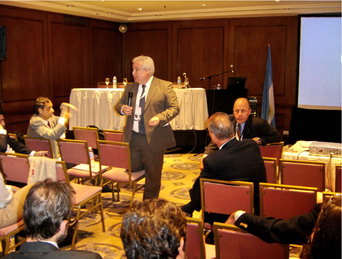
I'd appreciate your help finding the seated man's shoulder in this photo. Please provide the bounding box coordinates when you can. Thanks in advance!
[57,250,102,258]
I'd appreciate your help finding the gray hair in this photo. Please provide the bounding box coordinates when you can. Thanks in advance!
[132,55,155,75]
[207,112,234,140]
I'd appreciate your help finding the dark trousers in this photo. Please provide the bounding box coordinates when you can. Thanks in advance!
[130,132,164,200]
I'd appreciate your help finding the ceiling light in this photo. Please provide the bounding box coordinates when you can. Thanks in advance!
[202,4,206,7]
[137,8,143,11]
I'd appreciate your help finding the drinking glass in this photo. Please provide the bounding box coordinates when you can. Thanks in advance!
[123,78,128,87]
[105,77,110,88]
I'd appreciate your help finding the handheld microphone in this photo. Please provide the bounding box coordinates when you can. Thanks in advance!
[128,92,133,106]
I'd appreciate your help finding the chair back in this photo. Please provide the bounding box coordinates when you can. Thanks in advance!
[0,153,30,183]
[260,183,317,219]
[57,139,89,165]
[259,142,284,160]
[263,157,278,183]
[280,159,325,191]
[73,127,99,150]
[200,178,254,217]
[186,218,206,259]
[336,165,341,192]
[24,135,53,158]
[55,161,70,183]
[103,129,124,142]
[97,140,130,170]
[213,223,289,259]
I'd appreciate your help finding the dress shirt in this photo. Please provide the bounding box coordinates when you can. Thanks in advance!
[236,122,246,140]
[133,76,153,133]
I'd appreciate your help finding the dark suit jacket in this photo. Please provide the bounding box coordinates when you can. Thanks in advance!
[205,115,282,154]
[234,115,282,145]
[235,204,321,244]
[115,77,180,152]
[0,134,31,154]
[4,242,102,259]
[190,138,267,211]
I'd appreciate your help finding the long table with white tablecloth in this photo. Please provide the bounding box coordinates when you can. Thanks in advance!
[69,88,209,131]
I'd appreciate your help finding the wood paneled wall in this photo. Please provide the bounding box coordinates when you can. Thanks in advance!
[0,4,298,135]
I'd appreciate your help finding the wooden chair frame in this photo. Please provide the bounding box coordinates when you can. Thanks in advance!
[23,135,54,158]
[279,159,326,191]
[56,161,105,249]
[213,222,289,259]
[73,126,99,150]
[259,182,317,219]
[200,178,254,227]
[97,140,145,207]
[102,129,124,142]
[263,157,278,183]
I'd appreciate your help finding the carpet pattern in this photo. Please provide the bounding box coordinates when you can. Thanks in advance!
[66,153,301,259]
[71,153,202,259]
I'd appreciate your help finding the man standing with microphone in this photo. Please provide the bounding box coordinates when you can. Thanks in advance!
[115,55,180,200]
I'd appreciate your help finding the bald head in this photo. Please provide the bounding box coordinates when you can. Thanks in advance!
[233,98,251,124]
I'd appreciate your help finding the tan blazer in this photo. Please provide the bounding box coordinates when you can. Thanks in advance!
[27,114,66,158]
[115,77,180,152]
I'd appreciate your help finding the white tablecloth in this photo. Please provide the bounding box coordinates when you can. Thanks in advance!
[69,88,208,131]
[282,144,342,191]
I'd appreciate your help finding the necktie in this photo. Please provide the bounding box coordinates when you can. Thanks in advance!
[237,123,242,140]
[139,85,146,135]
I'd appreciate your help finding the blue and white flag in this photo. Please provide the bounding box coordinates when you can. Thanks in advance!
[261,44,276,128]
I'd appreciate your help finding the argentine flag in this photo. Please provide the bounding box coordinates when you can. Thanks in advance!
[261,45,276,128]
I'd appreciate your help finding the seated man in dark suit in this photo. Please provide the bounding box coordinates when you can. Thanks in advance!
[181,112,267,219]
[0,108,47,156]
[204,97,282,155]
[4,179,102,259]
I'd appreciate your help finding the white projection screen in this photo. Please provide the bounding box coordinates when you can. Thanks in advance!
[298,15,341,110]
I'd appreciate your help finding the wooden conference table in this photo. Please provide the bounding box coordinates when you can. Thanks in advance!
[69,88,209,131]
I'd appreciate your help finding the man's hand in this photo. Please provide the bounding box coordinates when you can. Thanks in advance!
[122,105,133,116]
[60,102,77,120]
[226,212,237,224]
[34,151,49,157]
[252,137,262,145]
[148,116,160,127]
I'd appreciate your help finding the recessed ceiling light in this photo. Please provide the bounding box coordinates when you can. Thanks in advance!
[202,4,206,7]
[137,7,143,11]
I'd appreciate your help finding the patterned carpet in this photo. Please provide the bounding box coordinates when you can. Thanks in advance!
[63,153,301,259]
[68,153,202,259]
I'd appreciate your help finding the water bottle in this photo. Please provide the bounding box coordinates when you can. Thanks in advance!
[113,76,117,89]
[177,76,181,89]
[88,147,94,164]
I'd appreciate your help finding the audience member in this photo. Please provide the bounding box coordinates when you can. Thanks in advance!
[4,179,102,258]
[181,112,266,219]
[204,97,282,155]
[0,171,31,228]
[120,199,186,259]
[27,97,75,158]
[0,108,47,156]
[301,195,341,259]
[115,55,180,200]
[227,195,341,259]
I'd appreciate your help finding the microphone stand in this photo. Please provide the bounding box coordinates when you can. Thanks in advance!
[200,70,232,89]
